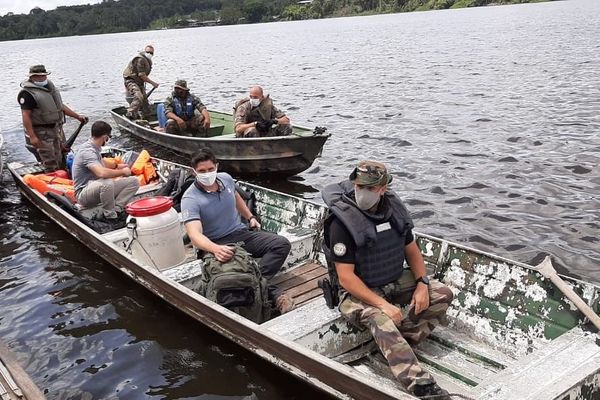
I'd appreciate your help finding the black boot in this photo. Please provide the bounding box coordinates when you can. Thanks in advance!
[412,382,452,399]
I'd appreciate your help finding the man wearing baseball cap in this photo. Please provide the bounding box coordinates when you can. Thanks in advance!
[18,64,88,172]
[321,160,453,399]
[163,79,211,136]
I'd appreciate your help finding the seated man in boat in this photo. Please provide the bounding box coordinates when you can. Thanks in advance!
[233,86,292,138]
[123,44,158,120]
[181,147,294,313]
[72,121,140,220]
[321,161,454,400]
[163,80,211,136]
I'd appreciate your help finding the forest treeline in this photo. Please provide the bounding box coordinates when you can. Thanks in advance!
[0,0,547,41]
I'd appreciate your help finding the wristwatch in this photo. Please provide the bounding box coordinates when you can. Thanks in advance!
[415,276,430,286]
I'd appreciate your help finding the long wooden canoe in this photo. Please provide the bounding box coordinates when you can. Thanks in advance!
[8,153,600,400]
[0,341,45,400]
[109,104,330,177]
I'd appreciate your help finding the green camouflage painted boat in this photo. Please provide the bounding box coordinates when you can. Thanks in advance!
[8,150,600,399]
[110,104,330,177]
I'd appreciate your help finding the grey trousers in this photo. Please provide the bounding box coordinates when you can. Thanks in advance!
[77,177,139,219]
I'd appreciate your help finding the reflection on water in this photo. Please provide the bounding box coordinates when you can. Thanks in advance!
[1,0,600,397]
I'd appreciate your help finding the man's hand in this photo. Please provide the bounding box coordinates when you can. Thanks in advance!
[411,283,430,315]
[176,118,186,129]
[213,245,235,262]
[77,115,89,124]
[248,217,261,230]
[28,135,41,148]
[379,301,403,325]
[120,167,132,177]
[203,118,211,130]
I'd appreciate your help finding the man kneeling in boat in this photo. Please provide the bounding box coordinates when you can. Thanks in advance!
[163,80,211,136]
[72,121,139,220]
[233,86,292,138]
[322,161,453,400]
[181,148,294,313]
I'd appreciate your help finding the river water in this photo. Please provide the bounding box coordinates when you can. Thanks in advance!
[1,0,599,398]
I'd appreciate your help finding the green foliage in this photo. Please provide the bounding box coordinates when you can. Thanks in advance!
[0,0,552,41]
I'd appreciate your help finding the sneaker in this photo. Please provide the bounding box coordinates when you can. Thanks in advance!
[412,382,452,400]
[275,294,295,314]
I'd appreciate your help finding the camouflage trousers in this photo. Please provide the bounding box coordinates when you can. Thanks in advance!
[238,123,293,138]
[165,112,207,137]
[339,278,453,392]
[125,80,151,118]
[25,125,65,172]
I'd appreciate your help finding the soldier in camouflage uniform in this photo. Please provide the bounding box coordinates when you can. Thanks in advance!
[233,86,292,138]
[321,161,454,400]
[163,80,211,136]
[18,64,88,172]
[123,45,158,119]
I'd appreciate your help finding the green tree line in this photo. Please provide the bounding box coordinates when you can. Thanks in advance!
[0,0,549,41]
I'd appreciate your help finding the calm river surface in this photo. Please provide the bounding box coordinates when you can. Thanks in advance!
[1,0,599,398]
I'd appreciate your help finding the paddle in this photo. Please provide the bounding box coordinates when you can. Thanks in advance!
[64,119,87,150]
[535,256,600,331]
[146,85,158,99]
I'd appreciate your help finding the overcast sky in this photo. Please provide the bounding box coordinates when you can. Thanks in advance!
[0,0,102,16]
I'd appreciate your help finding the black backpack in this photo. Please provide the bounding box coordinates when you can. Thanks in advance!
[200,244,271,323]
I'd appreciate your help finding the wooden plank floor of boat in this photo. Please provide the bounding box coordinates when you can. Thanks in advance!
[271,262,327,308]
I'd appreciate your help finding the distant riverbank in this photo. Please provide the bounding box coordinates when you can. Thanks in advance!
[0,0,552,41]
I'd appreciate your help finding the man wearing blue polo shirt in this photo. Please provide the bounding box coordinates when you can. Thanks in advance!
[181,147,294,314]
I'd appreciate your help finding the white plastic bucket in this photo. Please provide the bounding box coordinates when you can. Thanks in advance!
[126,197,186,270]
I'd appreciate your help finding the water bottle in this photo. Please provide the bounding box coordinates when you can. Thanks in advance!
[157,103,167,129]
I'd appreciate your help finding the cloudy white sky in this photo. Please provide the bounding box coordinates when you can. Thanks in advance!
[0,0,102,16]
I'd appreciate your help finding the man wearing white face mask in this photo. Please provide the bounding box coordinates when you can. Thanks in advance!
[321,161,453,400]
[18,64,88,172]
[181,148,295,314]
[123,44,159,120]
[233,86,292,138]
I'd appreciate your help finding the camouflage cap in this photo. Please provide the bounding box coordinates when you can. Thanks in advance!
[28,64,50,76]
[174,79,189,91]
[349,160,392,187]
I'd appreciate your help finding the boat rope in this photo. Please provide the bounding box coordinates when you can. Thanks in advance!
[125,219,161,272]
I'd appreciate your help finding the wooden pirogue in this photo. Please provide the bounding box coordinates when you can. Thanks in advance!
[7,149,600,399]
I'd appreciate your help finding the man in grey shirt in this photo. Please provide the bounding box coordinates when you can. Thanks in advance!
[181,148,294,313]
[72,120,139,219]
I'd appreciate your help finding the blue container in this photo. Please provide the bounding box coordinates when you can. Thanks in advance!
[66,151,75,178]
[157,103,167,128]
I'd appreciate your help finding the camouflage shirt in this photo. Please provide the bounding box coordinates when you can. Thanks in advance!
[164,93,207,120]
[123,53,152,84]
[234,95,286,127]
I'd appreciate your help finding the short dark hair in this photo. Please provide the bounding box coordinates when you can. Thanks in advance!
[91,120,112,138]
[191,148,217,167]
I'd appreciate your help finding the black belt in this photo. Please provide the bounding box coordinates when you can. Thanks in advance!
[33,123,58,128]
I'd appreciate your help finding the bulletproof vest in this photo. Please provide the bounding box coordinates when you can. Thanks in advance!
[172,94,194,120]
[322,181,414,288]
[20,80,64,125]
[234,96,274,122]
[122,53,152,84]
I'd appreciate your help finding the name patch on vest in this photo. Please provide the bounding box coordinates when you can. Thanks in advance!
[376,222,391,232]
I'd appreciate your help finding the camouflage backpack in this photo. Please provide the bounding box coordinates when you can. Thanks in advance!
[200,243,271,323]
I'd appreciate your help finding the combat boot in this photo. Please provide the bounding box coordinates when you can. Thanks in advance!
[412,382,452,399]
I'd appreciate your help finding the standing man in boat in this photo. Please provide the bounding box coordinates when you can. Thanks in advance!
[163,80,211,136]
[181,147,294,313]
[72,120,139,220]
[18,64,88,172]
[123,44,158,120]
[233,86,292,138]
[321,161,454,400]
